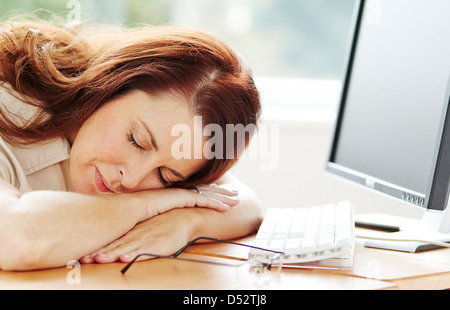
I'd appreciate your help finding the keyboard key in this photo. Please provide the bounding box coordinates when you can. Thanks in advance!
[289,208,308,238]
[273,208,295,239]
[284,239,301,254]
[255,208,281,240]
[268,239,285,252]
[300,237,317,253]
[318,235,334,251]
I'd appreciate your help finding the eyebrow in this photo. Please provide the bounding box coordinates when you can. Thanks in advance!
[138,118,186,181]
[168,168,186,182]
[138,118,159,152]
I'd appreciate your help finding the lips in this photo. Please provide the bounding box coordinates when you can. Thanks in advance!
[95,167,114,193]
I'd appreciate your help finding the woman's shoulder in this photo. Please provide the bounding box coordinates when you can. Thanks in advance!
[6,137,70,175]
[0,83,72,192]
[0,134,31,192]
[0,134,71,193]
[0,83,41,125]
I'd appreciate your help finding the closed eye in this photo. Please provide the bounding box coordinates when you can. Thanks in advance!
[157,167,169,187]
[128,133,145,151]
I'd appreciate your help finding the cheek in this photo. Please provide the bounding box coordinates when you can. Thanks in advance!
[76,124,124,159]
[97,136,125,158]
[69,129,125,187]
[68,145,93,193]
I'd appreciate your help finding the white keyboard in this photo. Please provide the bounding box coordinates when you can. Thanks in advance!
[249,201,355,264]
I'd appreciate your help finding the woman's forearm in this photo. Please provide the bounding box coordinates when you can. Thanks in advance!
[0,174,238,271]
[0,190,147,270]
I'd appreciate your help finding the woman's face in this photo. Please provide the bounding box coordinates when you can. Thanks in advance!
[68,90,206,194]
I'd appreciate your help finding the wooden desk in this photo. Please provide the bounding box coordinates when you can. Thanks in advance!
[350,239,450,290]
[187,235,450,290]
[0,234,449,290]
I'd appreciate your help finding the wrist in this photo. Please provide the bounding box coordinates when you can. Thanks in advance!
[98,192,150,224]
[168,208,203,241]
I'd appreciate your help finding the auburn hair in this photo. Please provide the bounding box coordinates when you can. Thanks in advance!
[0,18,261,188]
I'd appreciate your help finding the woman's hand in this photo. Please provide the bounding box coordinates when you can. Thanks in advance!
[142,184,239,219]
[79,210,193,264]
[80,184,240,264]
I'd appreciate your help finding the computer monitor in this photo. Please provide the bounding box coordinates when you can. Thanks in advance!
[325,0,450,252]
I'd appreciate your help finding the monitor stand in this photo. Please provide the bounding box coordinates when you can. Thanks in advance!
[355,196,450,253]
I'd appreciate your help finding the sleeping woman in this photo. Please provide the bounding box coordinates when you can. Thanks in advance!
[0,19,262,270]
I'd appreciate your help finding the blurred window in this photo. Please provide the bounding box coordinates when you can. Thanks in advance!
[0,0,356,112]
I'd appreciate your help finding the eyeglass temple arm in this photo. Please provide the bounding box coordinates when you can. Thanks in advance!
[173,236,283,258]
[120,254,142,274]
[173,237,218,257]
[120,253,164,274]
[121,238,217,274]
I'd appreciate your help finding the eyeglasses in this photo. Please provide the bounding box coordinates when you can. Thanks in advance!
[120,236,284,283]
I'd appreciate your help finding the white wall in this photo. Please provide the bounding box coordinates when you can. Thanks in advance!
[230,117,425,219]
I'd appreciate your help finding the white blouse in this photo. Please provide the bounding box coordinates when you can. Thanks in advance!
[0,85,75,193]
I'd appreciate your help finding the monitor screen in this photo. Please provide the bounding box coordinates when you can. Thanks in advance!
[326,0,450,211]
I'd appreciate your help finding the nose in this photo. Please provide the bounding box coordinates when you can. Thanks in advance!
[116,161,158,191]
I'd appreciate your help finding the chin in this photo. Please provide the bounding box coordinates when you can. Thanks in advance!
[70,167,96,195]
[71,178,94,195]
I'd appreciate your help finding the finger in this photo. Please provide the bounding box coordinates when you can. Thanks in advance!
[194,195,232,212]
[193,188,240,207]
[119,250,152,263]
[93,252,118,263]
[93,247,130,263]
[79,239,121,263]
[187,188,229,211]
[80,252,114,264]
[199,184,239,197]
[119,245,173,263]
[79,254,95,264]
[205,193,239,208]
[93,240,139,263]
